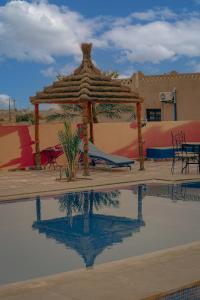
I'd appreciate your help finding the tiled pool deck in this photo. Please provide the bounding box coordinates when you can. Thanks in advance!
[1,161,200,201]
[0,160,200,300]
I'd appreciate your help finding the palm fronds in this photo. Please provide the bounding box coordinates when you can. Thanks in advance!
[58,121,81,181]
[95,103,135,121]
[47,104,82,122]
[58,190,120,215]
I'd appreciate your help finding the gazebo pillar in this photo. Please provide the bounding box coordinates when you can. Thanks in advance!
[88,102,94,143]
[137,185,143,221]
[136,102,144,170]
[82,102,90,176]
[36,196,41,221]
[34,103,41,170]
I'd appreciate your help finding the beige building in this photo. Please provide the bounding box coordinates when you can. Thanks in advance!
[121,71,200,121]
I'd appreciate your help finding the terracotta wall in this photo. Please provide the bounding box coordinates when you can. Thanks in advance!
[121,72,200,121]
[0,121,200,170]
[139,77,200,121]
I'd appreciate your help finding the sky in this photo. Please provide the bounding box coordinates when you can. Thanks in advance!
[0,0,200,109]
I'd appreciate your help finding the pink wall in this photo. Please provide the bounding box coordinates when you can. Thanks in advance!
[0,121,199,170]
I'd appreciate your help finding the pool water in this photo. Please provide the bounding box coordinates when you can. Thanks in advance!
[0,182,200,286]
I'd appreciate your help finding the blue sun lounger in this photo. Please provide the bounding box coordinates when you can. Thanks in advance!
[80,142,134,170]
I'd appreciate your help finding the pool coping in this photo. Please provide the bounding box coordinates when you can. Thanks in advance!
[1,176,200,202]
[0,241,200,300]
[1,175,200,299]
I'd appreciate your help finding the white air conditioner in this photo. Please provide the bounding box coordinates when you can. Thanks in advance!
[159,92,174,103]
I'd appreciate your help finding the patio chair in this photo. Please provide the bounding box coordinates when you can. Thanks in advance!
[171,131,198,174]
[42,146,63,170]
[79,142,135,170]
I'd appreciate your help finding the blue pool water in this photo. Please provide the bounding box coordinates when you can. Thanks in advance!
[0,182,200,286]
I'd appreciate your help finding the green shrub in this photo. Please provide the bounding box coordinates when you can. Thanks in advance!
[16,113,34,124]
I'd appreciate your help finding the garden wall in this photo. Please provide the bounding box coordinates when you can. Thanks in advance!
[0,120,199,170]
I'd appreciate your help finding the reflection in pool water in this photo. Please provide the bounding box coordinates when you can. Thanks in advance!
[32,186,145,267]
[0,182,200,286]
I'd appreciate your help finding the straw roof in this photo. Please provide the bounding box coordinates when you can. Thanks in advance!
[33,214,145,267]
[30,43,142,105]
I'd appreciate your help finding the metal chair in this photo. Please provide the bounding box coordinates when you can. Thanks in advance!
[171,131,198,174]
[181,143,199,174]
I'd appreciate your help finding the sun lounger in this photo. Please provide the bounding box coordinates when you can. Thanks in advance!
[79,142,134,170]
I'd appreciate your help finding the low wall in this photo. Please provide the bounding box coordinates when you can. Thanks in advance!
[0,121,199,170]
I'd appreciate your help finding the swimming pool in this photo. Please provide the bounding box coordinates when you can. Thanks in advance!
[0,182,200,286]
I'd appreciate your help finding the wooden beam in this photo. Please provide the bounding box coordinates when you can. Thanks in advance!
[34,103,41,170]
[30,98,142,105]
[82,103,90,176]
[136,102,144,170]
[88,102,94,143]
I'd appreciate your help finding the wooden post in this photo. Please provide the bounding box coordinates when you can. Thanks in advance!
[34,103,41,170]
[82,103,90,176]
[83,193,89,234]
[88,102,94,143]
[36,196,41,221]
[89,190,94,216]
[137,185,143,221]
[136,102,144,170]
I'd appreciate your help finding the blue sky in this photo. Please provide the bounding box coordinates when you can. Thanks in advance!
[0,0,200,109]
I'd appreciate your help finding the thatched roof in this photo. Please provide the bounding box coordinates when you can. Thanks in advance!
[32,213,145,267]
[30,43,142,105]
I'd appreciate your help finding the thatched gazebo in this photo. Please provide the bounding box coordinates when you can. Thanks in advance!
[33,214,145,268]
[30,43,144,174]
[32,188,145,267]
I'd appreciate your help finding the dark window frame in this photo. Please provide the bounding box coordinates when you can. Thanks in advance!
[146,108,161,122]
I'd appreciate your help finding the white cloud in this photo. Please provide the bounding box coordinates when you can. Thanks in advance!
[118,70,135,79]
[193,63,200,72]
[187,60,200,72]
[0,0,99,63]
[193,63,200,73]
[131,8,177,21]
[0,1,200,67]
[41,66,57,77]
[112,7,177,28]
[41,63,75,77]
[103,17,200,63]
[0,94,13,107]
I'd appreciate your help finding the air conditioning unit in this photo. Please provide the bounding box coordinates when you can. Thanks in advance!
[159,92,174,103]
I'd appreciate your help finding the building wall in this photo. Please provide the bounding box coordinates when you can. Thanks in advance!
[121,71,200,121]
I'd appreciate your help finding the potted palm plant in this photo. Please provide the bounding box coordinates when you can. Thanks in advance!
[58,121,81,181]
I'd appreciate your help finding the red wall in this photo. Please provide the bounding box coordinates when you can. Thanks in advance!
[0,121,199,170]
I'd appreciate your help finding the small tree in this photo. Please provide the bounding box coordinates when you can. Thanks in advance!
[58,121,81,181]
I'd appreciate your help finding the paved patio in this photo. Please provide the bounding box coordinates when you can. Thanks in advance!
[0,160,200,201]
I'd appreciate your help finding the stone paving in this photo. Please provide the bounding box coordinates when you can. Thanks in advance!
[0,160,200,201]
[0,242,200,300]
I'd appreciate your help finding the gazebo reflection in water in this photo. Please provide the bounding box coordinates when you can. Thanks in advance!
[32,186,146,268]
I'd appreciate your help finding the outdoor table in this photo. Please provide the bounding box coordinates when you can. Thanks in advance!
[182,142,200,173]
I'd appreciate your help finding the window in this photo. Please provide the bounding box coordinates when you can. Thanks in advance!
[146,109,161,121]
